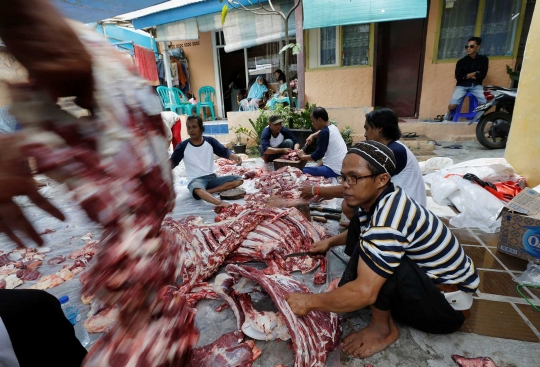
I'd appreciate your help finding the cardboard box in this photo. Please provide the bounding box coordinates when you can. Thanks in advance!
[498,188,540,261]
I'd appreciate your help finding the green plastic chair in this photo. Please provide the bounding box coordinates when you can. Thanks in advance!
[172,87,193,115]
[197,86,216,121]
[156,86,185,114]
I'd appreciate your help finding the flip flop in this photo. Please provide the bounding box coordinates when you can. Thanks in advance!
[434,115,444,122]
[403,132,418,138]
[443,144,463,149]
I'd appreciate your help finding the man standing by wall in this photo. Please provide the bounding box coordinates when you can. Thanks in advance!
[444,37,489,121]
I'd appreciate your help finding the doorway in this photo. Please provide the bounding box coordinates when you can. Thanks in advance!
[374,19,427,117]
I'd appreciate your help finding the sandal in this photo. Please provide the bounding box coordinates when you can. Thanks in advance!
[434,115,444,122]
[403,132,418,138]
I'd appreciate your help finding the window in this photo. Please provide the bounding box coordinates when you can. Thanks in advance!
[320,27,338,66]
[437,0,479,60]
[308,25,372,68]
[437,0,525,60]
[342,24,371,66]
[481,0,522,56]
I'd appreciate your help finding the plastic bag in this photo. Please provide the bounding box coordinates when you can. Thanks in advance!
[515,261,540,286]
[419,157,454,175]
[430,175,503,233]
[435,158,517,183]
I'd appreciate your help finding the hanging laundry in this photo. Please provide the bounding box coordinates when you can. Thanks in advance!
[156,59,165,85]
[180,62,189,94]
[170,61,179,87]
[133,45,159,86]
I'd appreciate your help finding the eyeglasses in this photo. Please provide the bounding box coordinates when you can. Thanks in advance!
[337,174,378,186]
[465,45,476,49]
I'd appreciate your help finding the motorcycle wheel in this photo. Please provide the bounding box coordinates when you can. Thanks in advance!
[475,111,510,149]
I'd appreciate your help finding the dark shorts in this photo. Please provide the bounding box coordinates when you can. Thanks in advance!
[187,173,243,199]
[340,248,466,334]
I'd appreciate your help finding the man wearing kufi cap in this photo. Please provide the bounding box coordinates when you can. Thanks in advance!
[286,141,479,359]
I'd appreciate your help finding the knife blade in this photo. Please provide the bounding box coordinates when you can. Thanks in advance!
[283,251,311,258]
[309,205,342,214]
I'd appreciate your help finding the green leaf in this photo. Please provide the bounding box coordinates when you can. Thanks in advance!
[292,43,303,55]
[279,43,294,54]
[221,5,229,25]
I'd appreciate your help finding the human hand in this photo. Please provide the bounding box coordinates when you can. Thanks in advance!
[297,149,306,158]
[299,186,315,199]
[305,134,315,145]
[0,135,65,247]
[282,148,292,154]
[285,293,311,317]
[466,72,476,79]
[230,154,242,165]
[310,238,331,255]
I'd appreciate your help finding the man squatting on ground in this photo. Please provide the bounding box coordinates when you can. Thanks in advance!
[286,141,479,359]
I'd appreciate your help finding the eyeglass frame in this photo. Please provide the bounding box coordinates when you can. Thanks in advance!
[465,44,477,49]
[337,173,379,186]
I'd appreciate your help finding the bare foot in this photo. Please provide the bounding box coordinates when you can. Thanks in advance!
[342,319,399,358]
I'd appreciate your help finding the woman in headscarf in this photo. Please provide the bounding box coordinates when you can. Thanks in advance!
[267,74,288,110]
[239,76,268,111]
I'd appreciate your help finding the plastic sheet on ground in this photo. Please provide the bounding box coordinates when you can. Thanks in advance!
[515,261,540,286]
[1,159,347,364]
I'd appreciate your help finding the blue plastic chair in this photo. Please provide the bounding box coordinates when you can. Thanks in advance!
[156,86,184,114]
[452,92,479,122]
[171,87,193,115]
[197,86,216,121]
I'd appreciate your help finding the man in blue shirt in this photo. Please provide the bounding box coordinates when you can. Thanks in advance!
[259,115,299,162]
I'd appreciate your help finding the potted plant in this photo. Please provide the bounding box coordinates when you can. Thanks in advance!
[340,126,354,148]
[231,126,248,154]
[248,111,269,148]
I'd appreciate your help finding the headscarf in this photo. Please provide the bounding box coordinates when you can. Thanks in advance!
[247,76,268,99]
[347,140,396,175]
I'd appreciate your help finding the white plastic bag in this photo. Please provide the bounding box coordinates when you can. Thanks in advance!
[419,157,454,175]
[515,261,540,286]
[436,158,517,183]
[430,175,503,233]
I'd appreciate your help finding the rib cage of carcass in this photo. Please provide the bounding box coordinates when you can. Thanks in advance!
[163,206,329,294]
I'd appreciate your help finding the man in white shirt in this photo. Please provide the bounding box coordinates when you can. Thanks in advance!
[171,116,243,207]
[298,107,348,178]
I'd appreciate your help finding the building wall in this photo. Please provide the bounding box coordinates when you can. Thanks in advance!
[505,5,540,188]
[171,31,216,99]
[305,67,373,109]
[417,0,517,119]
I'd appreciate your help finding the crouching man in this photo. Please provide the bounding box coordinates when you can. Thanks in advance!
[286,141,478,359]
[171,115,243,208]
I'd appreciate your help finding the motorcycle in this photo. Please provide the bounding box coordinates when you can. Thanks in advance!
[469,86,517,149]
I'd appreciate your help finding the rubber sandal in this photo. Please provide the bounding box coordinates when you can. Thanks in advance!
[434,115,444,122]
[442,144,463,149]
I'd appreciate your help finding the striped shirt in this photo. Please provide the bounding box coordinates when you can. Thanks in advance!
[351,183,479,293]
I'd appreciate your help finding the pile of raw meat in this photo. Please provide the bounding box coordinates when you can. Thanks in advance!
[279,151,300,161]
[9,22,195,366]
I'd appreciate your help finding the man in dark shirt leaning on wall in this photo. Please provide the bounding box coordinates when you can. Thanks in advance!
[444,36,489,121]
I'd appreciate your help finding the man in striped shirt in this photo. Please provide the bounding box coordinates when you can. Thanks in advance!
[286,141,479,359]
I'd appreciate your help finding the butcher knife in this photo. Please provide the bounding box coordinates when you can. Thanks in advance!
[310,213,341,221]
[283,251,312,258]
[309,205,342,214]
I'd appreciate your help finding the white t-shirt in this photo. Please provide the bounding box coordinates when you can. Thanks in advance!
[269,133,284,148]
[389,140,427,206]
[311,124,348,174]
[170,137,232,182]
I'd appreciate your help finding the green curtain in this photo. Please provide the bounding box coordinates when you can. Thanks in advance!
[303,0,427,29]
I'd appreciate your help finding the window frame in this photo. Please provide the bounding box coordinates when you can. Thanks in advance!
[433,0,528,63]
[306,23,374,70]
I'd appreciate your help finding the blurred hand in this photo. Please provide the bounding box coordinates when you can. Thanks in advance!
[0,1,94,109]
[230,154,242,165]
[282,148,292,154]
[297,149,306,159]
[0,135,65,247]
[305,134,316,145]
[299,186,315,199]
[310,238,331,255]
[285,293,310,317]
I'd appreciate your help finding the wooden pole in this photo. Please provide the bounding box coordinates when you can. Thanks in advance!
[295,0,305,108]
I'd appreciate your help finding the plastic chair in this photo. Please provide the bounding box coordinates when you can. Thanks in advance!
[156,86,184,114]
[452,92,479,122]
[197,86,216,121]
[171,87,192,115]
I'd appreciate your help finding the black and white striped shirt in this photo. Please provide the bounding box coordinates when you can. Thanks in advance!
[350,183,479,293]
